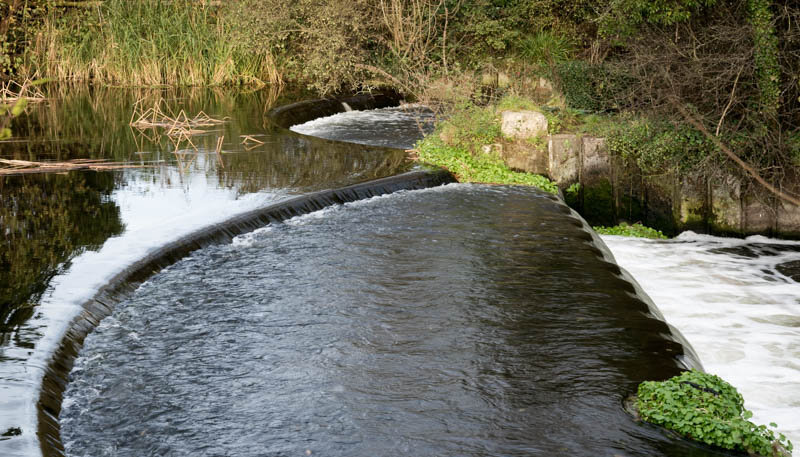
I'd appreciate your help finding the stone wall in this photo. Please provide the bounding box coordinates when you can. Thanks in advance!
[498,110,800,238]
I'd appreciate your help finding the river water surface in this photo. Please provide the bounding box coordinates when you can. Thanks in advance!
[61,184,712,457]
[1,91,797,456]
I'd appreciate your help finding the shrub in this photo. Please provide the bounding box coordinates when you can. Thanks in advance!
[605,119,716,173]
[593,222,666,238]
[553,61,629,112]
[637,370,793,457]
[518,31,575,66]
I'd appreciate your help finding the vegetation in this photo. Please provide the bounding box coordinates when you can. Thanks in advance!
[1,0,799,205]
[414,101,558,193]
[637,370,793,457]
[593,222,667,239]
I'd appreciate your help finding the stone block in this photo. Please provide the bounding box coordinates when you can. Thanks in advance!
[743,193,776,234]
[581,136,611,178]
[710,175,742,234]
[548,134,580,185]
[500,111,548,140]
[497,142,548,175]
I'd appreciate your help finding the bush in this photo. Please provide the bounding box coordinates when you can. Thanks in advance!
[637,370,793,457]
[554,61,629,112]
[593,222,666,238]
[605,119,716,173]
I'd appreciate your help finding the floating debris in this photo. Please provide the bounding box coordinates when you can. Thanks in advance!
[0,158,157,176]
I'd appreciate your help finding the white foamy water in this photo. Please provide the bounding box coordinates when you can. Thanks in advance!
[290,105,435,149]
[602,232,800,445]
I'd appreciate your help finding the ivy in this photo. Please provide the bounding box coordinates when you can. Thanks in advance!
[637,370,793,457]
[747,0,780,116]
[605,119,716,173]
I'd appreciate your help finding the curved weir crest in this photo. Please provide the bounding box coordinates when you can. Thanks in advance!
[0,91,720,457]
[57,183,723,457]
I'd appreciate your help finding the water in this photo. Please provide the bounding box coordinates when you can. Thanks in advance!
[3,92,796,457]
[290,105,435,149]
[603,233,800,445]
[0,89,411,456]
[60,184,723,457]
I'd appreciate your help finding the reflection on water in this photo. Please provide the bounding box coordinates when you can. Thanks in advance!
[0,173,123,324]
[62,185,724,457]
[0,88,412,456]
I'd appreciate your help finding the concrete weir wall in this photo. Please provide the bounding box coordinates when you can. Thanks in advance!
[500,110,800,238]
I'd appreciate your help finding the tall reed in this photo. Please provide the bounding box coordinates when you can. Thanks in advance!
[23,0,281,87]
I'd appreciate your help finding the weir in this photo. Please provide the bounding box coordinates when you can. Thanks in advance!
[0,91,743,457]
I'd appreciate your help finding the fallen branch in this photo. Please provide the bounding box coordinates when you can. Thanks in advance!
[670,98,800,207]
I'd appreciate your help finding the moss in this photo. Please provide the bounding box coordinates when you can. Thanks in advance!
[580,179,616,227]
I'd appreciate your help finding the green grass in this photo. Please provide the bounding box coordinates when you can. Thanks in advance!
[593,222,667,239]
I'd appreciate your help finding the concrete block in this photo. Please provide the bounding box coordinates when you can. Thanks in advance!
[548,134,580,185]
[581,136,611,178]
[500,111,548,140]
[498,142,548,175]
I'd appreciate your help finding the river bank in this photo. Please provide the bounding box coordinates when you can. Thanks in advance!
[412,93,800,239]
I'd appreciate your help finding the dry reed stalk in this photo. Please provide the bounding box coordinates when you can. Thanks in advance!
[0,158,155,176]
[240,135,264,145]
[241,134,266,151]
[215,136,225,168]
[130,97,226,131]
[0,80,47,103]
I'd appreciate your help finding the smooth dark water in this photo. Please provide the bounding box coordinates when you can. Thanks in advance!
[60,184,728,457]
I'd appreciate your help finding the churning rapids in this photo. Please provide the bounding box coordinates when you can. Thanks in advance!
[1,94,797,457]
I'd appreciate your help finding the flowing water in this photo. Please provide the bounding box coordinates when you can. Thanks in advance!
[0,89,411,456]
[60,184,717,457]
[290,105,435,149]
[1,91,797,457]
[603,233,800,445]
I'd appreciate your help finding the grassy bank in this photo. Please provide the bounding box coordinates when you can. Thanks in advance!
[2,0,799,209]
[413,101,557,193]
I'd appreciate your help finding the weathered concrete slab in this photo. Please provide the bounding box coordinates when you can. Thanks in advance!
[548,134,580,185]
[501,111,548,140]
[493,143,548,175]
[488,127,800,238]
[710,175,742,234]
[581,136,611,177]
[743,193,776,234]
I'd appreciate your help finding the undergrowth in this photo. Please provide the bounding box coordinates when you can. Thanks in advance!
[593,222,667,239]
[637,370,793,457]
[414,102,557,193]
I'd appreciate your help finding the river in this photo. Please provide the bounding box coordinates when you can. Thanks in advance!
[1,90,797,456]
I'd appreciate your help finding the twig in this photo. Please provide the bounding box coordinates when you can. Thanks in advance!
[716,67,742,137]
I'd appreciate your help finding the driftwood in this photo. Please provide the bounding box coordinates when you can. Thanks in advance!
[0,158,156,176]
